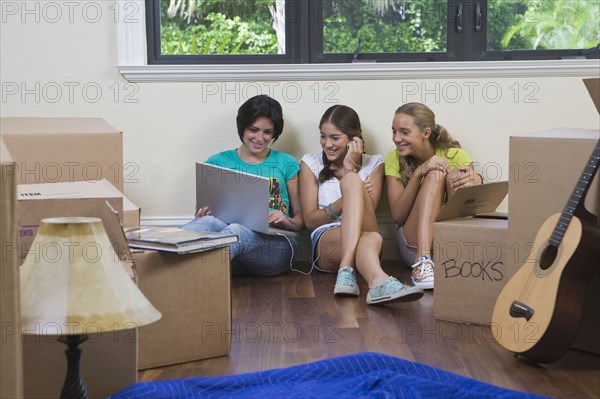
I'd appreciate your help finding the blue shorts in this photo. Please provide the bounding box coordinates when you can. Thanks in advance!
[309,221,341,273]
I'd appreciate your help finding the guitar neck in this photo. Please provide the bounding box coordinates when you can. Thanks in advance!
[549,139,600,247]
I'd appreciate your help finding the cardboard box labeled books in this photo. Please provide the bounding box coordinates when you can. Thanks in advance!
[134,247,232,369]
[0,117,125,191]
[509,127,599,354]
[0,139,24,398]
[433,216,508,325]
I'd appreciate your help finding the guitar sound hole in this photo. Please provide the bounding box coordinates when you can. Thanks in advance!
[540,245,558,270]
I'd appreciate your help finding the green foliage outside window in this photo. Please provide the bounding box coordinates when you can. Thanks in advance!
[159,0,600,56]
[160,0,278,54]
[491,0,600,50]
[322,0,446,53]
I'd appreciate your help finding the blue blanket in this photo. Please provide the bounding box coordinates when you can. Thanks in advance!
[109,352,550,399]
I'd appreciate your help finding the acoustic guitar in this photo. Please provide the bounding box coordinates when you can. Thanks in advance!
[492,138,600,363]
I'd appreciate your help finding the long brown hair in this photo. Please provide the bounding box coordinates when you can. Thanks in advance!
[318,105,364,183]
[395,102,461,186]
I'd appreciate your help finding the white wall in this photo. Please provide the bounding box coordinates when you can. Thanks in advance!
[2,1,598,226]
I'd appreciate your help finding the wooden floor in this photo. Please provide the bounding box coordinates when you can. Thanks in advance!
[139,263,600,398]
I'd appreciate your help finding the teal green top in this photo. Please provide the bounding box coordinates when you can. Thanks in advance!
[207,149,300,216]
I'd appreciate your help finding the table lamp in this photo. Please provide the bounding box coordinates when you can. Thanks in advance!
[19,217,162,399]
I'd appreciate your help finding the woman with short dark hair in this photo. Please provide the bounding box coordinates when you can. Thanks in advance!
[183,95,303,276]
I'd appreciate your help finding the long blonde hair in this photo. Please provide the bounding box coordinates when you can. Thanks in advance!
[395,102,461,186]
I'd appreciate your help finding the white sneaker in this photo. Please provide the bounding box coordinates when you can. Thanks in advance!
[366,277,424,305]
[411,255,434,289]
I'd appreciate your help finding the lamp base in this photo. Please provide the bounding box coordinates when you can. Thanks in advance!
[58,334,89,399]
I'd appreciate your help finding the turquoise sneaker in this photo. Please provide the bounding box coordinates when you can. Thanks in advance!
[334,266,360,296]
[366,277,424,305]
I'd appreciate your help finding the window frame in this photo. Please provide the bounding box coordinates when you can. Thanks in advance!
[451,1,590,62]
[146,0,595,64]
[145,0,309,64]
[116,0,600,82]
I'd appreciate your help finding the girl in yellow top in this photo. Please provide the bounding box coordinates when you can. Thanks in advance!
[385,102,483,289]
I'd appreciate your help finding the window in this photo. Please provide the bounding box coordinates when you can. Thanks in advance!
[146,0,599,64]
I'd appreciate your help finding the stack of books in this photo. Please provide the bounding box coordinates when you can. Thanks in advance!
[125,226,238,254]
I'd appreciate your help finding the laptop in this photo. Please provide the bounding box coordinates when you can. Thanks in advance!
[435,181,508,222]
[195,162,297,236]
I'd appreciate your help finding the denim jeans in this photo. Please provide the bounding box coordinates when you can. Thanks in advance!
[181,216,296,276]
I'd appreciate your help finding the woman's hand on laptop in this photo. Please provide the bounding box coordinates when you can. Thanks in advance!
[268,210,291,229]
[195,206,212,218]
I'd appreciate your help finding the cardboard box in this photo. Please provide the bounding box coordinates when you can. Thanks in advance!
[584,78,600,113]
[0,117,124,191]
[15,179,141,264]
[0,139,24,398]
[0,116,140,225]
[134,247,232,369]
[433,216,508,325]
[508,127,599,354]
[18,190,139,398]
[123,196,141,228]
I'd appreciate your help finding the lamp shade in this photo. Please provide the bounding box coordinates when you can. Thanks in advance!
[20,217,161,335]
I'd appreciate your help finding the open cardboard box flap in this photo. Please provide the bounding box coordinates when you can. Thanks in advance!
[583,78,600,114]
